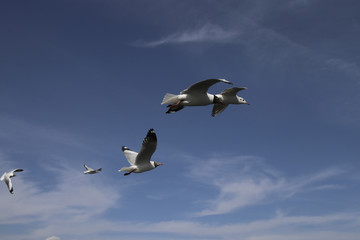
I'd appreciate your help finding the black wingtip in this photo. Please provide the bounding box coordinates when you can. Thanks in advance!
[146,128,157,141]
[122,146,130,152]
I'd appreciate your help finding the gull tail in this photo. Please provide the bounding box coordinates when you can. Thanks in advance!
[161,93,178,105]
[118,166,136,172]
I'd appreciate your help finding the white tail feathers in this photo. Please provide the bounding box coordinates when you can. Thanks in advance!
[161,93,178,105]
[119,166,135,172]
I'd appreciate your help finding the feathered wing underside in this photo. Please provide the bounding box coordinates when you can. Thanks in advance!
[122,147,138,165]
[136,129,157,165]
[84,164,94,171]
[5,177,13,193]
[119,165,137,172]
[220,87,247,96]
[212,104,229,117]
[181,79,232,95]
[0,173,5,181]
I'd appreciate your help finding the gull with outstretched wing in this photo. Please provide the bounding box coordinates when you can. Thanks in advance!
[1,169,24,194]
[212,87,249,117]
[83,164,102,174]
[119,129,163,176]
[161,78,232,114]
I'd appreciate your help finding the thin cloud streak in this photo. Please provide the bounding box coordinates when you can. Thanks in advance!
[33,212,360,240]
[0,164,121,226]
[187,156,345,216]
[135,24,239,47]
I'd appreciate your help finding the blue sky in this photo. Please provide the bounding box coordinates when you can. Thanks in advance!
[1,0,360,239]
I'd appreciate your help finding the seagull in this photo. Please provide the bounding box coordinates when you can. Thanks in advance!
[212,87,249,117]
[83,164,102,174]
[0,169,24,194]
[119,128,163,176]
[161,78,233,114]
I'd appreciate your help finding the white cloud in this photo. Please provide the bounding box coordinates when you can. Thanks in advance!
[136,24,239,47]
[46,236,61,240]
[186,155,345,216]
[0,164,121,239]
[28,211,360,240]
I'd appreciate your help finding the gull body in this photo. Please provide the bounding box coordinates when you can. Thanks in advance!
[212,87,249,117]
[119,129,163,176]
[83,164,102,174]
[161,78,232,114]
[0,169,24,194]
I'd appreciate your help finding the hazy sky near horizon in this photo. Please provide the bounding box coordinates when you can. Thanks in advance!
[1,0,360,239]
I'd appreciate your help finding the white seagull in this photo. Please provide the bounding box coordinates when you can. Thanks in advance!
[1,169,24,194]
[119,128,163,176]
[212,87,249,117]
[161,78,233,114]
[83,164,102,174]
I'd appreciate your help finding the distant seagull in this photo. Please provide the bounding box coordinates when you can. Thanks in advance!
[0,169,24,194]
[161,78,233,114]
[83,164,102,174]
[119,128,163,176]
[212,87,249,117]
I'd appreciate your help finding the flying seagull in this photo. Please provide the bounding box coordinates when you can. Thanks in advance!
[212,87,249,117]
[0,169,24,194]
[119,128,163,176]
[83,164,102,174]
[161,78,232,114]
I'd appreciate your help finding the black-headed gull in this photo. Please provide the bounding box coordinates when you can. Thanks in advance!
[119,128,163,176]
[161,78,232,114]
[83,164,102,174]
[0,169,24,194]
[212,87,249,117]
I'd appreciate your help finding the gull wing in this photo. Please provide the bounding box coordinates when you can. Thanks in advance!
[212,104,229,117]
[0,172,5,181]
[122,146,138,166]
[220,87,247,96]
[10,169,24,174]
[2,174,14,194]
[181,79,232,95]
[135,129,157,165]
[84,165,94,171]
[5,177,13,194]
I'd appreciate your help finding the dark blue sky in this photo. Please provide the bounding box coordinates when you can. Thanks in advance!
[1,1,360,240]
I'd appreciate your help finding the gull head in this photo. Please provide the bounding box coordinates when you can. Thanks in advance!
[238,97,249,105]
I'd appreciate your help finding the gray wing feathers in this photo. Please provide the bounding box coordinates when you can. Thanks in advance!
[5,177,13,194]
[181,79,232,94]
[220,87,247,96]
[212,104,229,117]
[135,129,157,165]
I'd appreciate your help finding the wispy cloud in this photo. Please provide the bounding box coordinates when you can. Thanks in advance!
[135,24,239,47]
[31,211,359,240]
[0,153,357,240]
[325,58,360,79]
[186,155,345,216]
[0,164,121,239]
[0,114,94,152]
[45,236,61,240]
